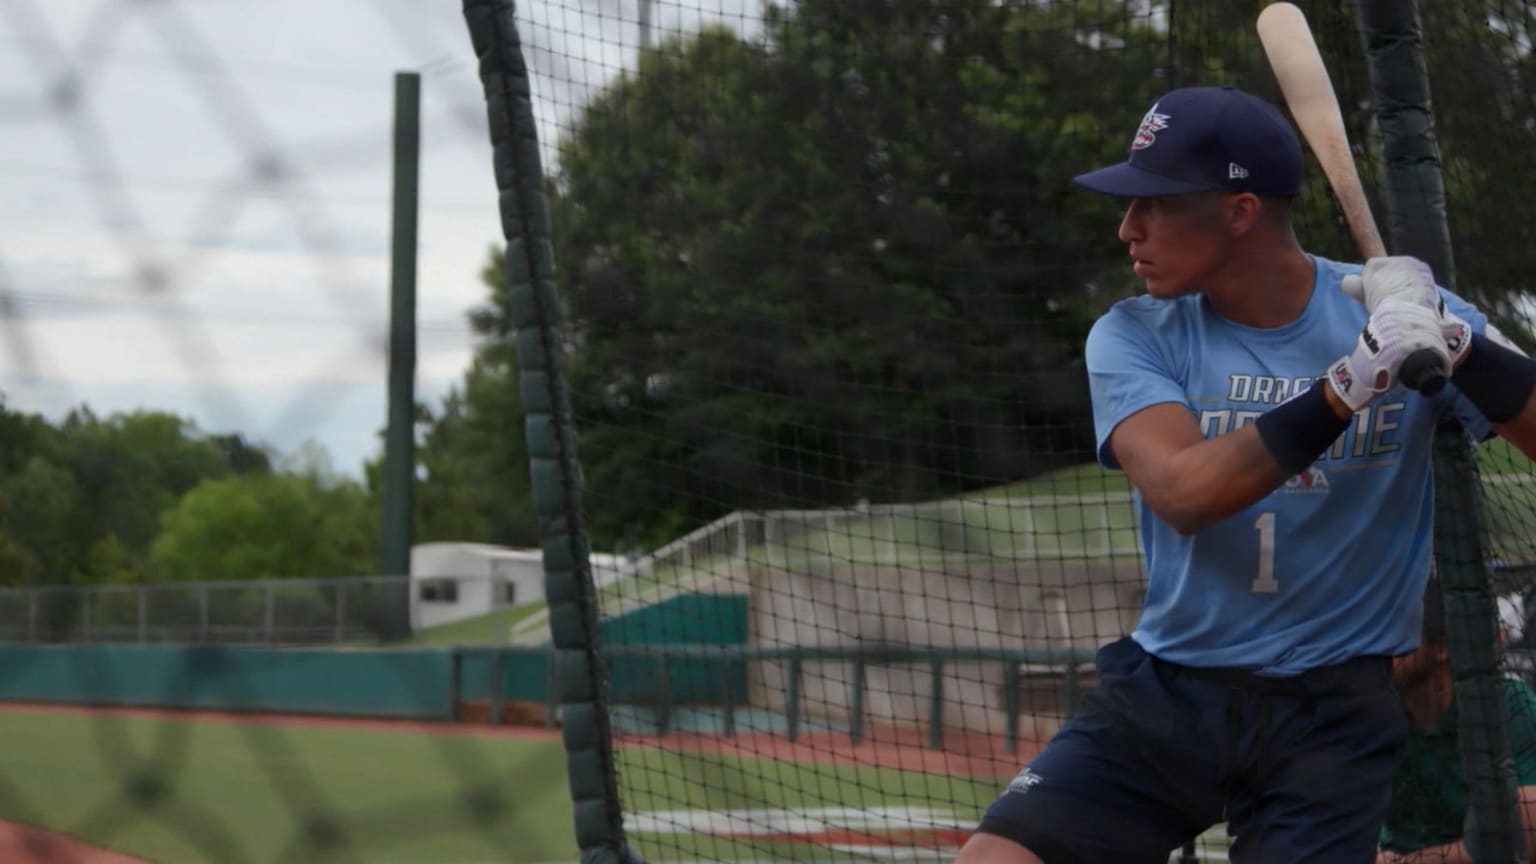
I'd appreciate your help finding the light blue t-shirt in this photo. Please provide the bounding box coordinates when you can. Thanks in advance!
[1086,256,1489,674]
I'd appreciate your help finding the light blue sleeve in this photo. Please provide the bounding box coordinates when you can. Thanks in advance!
[1085,306,1190,470]
[1437,288,1494,441]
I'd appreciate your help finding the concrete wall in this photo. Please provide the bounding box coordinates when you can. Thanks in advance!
[747,558,1146,738]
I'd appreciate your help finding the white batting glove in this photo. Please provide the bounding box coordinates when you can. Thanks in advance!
[1341,256,1440,312]
[1342,256,1472,369]
[1327,298,1452,412]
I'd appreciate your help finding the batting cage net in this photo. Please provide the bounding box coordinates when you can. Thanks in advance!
[1,1,1536,863]
[486,0,1536,862]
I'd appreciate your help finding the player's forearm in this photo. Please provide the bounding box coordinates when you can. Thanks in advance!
[1115,382,1349,535]
[1151,381,1350,534]
[1320,374,1355,421]
[1455,333,1536,459]
[1520,783,1536,863]
[1490,396,1536,460]
[1134,424,1294,535]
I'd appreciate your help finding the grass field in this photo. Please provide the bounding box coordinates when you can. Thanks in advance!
[0,709,1008,864]
[615,746,996,863]
[405,601,548,647]
[0,710,573,864]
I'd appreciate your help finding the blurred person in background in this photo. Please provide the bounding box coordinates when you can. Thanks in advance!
[1377,579,1536,863]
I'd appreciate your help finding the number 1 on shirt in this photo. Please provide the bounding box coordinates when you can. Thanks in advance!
[1252,511,1278,593]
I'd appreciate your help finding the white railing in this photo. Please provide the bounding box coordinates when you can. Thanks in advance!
[634,492,1143,581]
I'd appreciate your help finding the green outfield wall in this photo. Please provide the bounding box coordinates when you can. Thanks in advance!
[0,593,750,721]
[0,644,458,718]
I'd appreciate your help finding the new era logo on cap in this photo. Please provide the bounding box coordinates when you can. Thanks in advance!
[1073,85,1302,198]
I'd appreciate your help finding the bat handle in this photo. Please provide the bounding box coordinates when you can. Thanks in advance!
[1399,347,1448,396]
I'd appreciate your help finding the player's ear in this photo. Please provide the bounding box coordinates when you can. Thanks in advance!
[1226,193,1263,235]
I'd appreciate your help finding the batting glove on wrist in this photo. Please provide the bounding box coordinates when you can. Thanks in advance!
[1342,256,1472,370]
[1328,298,1452,412]
[1443,309,1473,369]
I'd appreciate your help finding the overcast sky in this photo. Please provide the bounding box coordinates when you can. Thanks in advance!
[0,0,755,478]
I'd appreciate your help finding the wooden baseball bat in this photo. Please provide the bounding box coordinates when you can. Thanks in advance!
[1256,1,1444,395]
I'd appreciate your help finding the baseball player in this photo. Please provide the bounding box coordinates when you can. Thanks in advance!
[955,85,1536,864]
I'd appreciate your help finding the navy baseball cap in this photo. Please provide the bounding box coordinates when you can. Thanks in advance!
[1074,85,1302,198]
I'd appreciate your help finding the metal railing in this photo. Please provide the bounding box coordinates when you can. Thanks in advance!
[0,575,411,644]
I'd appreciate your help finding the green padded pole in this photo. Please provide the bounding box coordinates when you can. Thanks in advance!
[1356,2,1523,860]
[461,3,640,862]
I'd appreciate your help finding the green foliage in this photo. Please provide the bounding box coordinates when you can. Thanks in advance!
[545,2,1168,548]
[0,397,275,586]
[0,394,377,591]
[1,457,78,585]
[424,0,1536,557]
[1416,1,1536,342]
[406,249,539,550]
[151,471,377,582]
[62,411,233,556]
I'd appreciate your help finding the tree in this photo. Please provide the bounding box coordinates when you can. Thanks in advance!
[403,249,540,550]
[1412,0,1536,343]
[1160,0,1536,339]
[0,456,79,585]
[48,410,274,582]
[61,411,233,564]
[0,395,277,585]
[439,0,1536,553]
[150,470,377,583]
[543,1,1191,547]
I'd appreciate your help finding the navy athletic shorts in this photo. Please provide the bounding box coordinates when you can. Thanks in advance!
[977,636,1407,864]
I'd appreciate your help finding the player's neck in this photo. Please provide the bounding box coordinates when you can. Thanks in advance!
[1201,239,1314,329]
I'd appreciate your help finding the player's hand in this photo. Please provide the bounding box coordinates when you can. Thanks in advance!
[1343,257,1472,370]
[1341,256,1440,312]
[1327,298,1451,412]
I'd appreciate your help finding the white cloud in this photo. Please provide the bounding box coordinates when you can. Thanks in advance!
[0,0,760,477]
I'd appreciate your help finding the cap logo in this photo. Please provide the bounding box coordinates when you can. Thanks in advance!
[1132,105,1170,150]
[1229,162,1249,180]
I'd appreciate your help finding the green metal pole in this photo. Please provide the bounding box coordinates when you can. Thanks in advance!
[655,655,673,734]
[721,657,736,737]
[785,653,802,742]
[380,71,420,598]
[927,656,944,750]
[1004,659,1019,754]
[849,657,866,745]
[490,648,505,726]
[1063,662,1079,715]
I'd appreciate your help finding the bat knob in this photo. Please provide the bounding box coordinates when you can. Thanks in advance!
[1400,348,1448,396]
